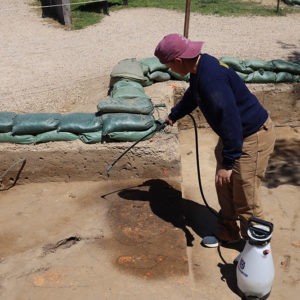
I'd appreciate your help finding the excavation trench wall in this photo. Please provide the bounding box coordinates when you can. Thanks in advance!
[0,83,181,186]
[0,82,299,186]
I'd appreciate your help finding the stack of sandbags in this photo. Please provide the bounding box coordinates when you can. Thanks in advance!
[109,58,148,87]
[0,112,103,144]
[220,56,300,83]
[98,80,156,142]
[139,57,190,85]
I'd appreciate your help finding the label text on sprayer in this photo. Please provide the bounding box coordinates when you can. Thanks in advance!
[238,259,248,277]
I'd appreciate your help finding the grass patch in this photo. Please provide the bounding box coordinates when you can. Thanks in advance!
[121,0,297,16]
[70,0,104,30]
[32,0,298,30]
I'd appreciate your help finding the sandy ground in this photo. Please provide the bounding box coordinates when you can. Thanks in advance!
[0,1,300,113]
[0,1,300,300]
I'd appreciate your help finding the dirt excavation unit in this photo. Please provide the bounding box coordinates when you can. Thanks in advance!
[0,81,299,300]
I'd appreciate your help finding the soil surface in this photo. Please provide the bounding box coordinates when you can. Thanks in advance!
[0,2,299,300]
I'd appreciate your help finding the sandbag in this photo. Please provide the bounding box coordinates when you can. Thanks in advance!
[111,80,150,99]
[141,63,150,75]
[12,113,61,135]
[59,113,102,133]
[143,77,154,87]
[236,72,249,81]
[275,72,295,83]
[0,112,17,133]
[245,70,277,83]
[97,97,154,115]
[112,79,144,91]
[220,56,254,74]
[148,71,171,82]
[244,59,275,71]
[110,58,147,87]
[102,113,155,135]
[271,60,300,74]
[139,57,168,73]
[0,132,35,144]
[79,131,102,144]
[167,69,190,81]
[107,123,157,142]
[35,130,78,143]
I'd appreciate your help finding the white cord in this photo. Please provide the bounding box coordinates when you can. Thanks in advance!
[0,1,106,12]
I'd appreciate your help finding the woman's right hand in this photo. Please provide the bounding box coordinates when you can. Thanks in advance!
[165,117,174,126]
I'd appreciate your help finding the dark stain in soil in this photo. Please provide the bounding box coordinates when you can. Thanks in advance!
[103,179,217,279]
[105,179,189,279]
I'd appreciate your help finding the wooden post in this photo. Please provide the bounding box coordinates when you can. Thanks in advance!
[184,0,191,38]
[62,0,72,26]
[276,0,280,14]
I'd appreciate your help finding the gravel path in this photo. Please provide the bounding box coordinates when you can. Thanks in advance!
[0,0,299,113]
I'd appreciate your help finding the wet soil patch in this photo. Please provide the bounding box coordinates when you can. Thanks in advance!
[106,179,189,279]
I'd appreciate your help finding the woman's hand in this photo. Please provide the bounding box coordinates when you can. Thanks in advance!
[216,168,232,186]
[165,117,174,126]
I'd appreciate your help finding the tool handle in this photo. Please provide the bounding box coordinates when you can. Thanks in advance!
[106,121,168,177]
[156,121,169,131]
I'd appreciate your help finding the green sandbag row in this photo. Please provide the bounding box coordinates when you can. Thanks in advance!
[0,131,101,144]
[221,56,300,74]
[236,70,300,83]
[221,56,300,83]
[0,112,103,135]
[0,111,157,143]
[0,112,103,144]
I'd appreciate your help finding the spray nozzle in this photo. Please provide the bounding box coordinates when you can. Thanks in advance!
[106,165,113,177]
[105,121,169,177]
[156,121,169,132]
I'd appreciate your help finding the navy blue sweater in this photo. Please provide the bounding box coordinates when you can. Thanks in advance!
[169,54,268,169]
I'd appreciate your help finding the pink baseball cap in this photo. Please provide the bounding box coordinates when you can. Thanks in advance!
[155,33,204,64]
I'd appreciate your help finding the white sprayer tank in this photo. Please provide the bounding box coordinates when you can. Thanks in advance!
[236,218,275,299]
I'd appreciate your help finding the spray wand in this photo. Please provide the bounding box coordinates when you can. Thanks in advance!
[106,121,168,177]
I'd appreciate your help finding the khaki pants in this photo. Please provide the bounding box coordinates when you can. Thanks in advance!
[215,117,276,241]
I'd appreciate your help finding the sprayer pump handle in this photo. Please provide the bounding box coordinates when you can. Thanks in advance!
[248,217,273,236]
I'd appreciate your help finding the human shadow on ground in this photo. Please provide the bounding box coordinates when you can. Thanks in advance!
[264,139,300,188]
[117,179,217,247]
